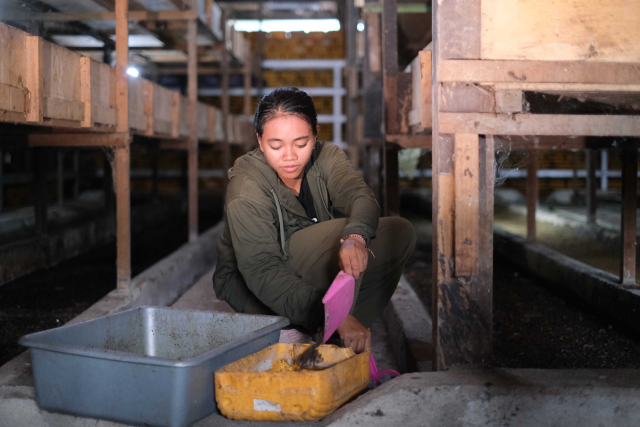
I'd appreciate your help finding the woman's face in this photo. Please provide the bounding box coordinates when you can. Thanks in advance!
[258,114,316,183]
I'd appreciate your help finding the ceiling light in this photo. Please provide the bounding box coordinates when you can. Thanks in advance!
[127,67,139,78]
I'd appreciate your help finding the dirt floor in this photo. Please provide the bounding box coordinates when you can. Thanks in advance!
[0,194,222,366]
[493,203,638,282]
[403,213,640,369]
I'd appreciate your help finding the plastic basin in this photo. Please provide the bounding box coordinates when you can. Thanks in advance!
[19,306,289,427]
[215,343,370,421]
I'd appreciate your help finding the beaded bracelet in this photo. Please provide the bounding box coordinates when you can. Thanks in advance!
[339,234,376,259]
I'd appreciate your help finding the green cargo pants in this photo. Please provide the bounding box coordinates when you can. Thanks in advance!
[242,216,416,329]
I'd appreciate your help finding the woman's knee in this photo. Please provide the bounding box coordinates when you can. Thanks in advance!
[379,216,416,257]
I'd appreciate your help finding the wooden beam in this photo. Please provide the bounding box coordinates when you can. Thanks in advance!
[439,113,640,136]
[0,84,26,114]
[115,0,128,133]
[114,143,131,290]
[243,53,252,118]
[367,12,381,74]
[1,10,198,22]
[526,149,538,241]
[385,134,432,149]
[28,133,129,147]
[454,134,480,276]
[381,0,399,217]
[43,97,84,122]
[433,0,492,371]
[440,60,640,85]
[419,50,432,128]
[221,10,231,190]
[620,147,637,285]
[25,36,44,123]
[115,0,130,290]
[80,57,93,127]
[187,4,199,243]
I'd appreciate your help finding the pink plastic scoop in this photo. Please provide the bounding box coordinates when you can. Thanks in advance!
[322,271,401,384]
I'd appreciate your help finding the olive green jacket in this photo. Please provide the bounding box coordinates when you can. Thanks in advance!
[212,141,379,330]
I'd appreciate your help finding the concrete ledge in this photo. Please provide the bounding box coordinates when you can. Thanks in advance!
[323,369,640,427]
[382,275,433,373]
[494,227,640,335]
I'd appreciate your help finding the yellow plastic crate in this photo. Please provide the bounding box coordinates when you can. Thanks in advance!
[214,343,370,421]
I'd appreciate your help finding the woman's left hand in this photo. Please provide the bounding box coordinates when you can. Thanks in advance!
[339,236,368,279]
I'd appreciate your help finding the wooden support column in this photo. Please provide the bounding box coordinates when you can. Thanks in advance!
[57,151,64,205]
[243,53,252,118]
[572,151,580,202]
[526,150,538,241]
[586,149,597,224]
[33,148,48,235]
[25,36,44,123]
[620,148,637,285]
[115,0,130,289]
[187,2,198,243]
[381,0,399,216]
[362,12,383,202]
[432,0,492,370]
[346,0,358,147]
[221,10,231,191]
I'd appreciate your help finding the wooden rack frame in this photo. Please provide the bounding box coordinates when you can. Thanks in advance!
[0,0,254,289]
[371,0,640,370]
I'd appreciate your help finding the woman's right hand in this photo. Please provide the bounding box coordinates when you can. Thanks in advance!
[336,314,371,354]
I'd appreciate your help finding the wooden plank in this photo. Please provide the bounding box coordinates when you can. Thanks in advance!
[187,9,199,243]
[144,81,154,136]
[208,107,216,142]
[419,50,432,128]
[526,150,538,241]
[0,10,198,22]
[92,105,116,127]
[481,0,640,63]
[437,0,480,60]
[127,77,146,132]
[620,148,637,284]
[382,0,399,135]
[160,140,189,150]
[493,135,589,150]
[0,83,25,113]
[114,144,131,290]
[172,92,180,138]
[25,36,43,122]
[454,134,479,276]
[366,13,381,74]
[441,60,640,85]
[492,83,640,93]
[116,0,129,134]
[43,97,84,122]
[80,57,92,127]
[0,23,28,92]
[28,133,129,147]
[385,134,432,149]
[439,113,640,136]
[221,10,231,189]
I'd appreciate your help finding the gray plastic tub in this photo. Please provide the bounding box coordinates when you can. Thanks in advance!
[19,306,289,427]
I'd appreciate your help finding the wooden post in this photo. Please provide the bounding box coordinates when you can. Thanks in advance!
[381,0,399,216]
[114,142,131,290]
[526,149,538,241]
[57,151,64,205]
[432,0,492,370]
[346,0,358,146]
[586,148,597,224]
[151,142,159,198]
[33,148,48,235]
[187,2,199,243]
[25,36,44,123]
[571,151,580,202]
[620,148,637,285]
[221,11,231,191]
[362,12,383,202]
[115,0,130,289]
[243,52,252,118]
